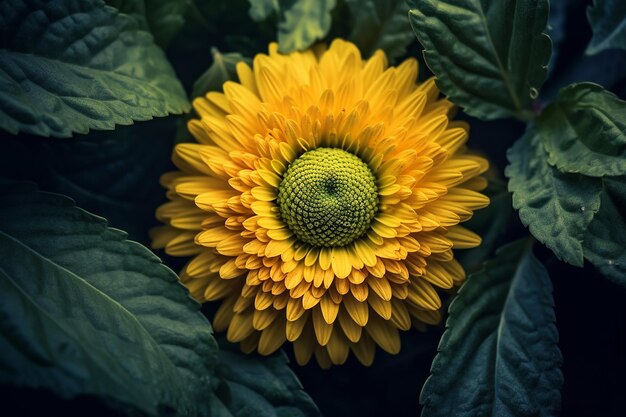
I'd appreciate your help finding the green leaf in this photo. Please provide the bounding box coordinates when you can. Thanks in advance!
[0,0,190,138]
[420,240,563,417]
[583,176,626,286]
[539,83,626,177]
[407,0,552,120]
[0,118,177,244]
[0,232,193,416]
[248,0,279,21]
[345,0,415,61]
[213,339,321,417]
[506,126,602,266]
[0,182,217,415]
[192,49,250,99]
[107,0,191,47]
[586,0,626,55]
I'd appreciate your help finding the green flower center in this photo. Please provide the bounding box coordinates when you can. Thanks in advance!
[277,147,379,247]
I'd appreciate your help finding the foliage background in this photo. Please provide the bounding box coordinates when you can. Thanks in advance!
[0,0,625,416]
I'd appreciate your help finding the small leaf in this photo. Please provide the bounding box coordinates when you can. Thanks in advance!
[108,0,190,47]
[420,240,563,417]
[0,0,190,138]
[586,0,626,55]
[345,0,415,61]
[192,49,250,99]
[278,0,337,53]
[0,182,217,415]
[214,339,321,417]
[583,176,626,286]
[506,126,602,266]
[540,83,626,177]
[142,0,190,46]
[408,0,552,120]
[248,0,279,22]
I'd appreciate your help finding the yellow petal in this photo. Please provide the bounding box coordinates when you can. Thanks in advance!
[226,311,254,343]
[253,307,279,330]
[446,226,482,248]
[331,247,352,279]
[407,279,441,310]
[326,331,350,365]
[338,308,362,343]
[320,295,340,324]
[365,314,400,354]
[368,292,392,320]
[343,295,369,326]
[258,318,286,355]
[312,306,333,346]
[367,276,392,301]
[350,333,376,366]
[286,311,309,341]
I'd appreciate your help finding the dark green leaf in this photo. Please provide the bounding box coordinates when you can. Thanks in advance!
[214,339,321,417]
[192,50,250,99]
[345,0,415,61]
[0,231,192,416]
[420,240,563,417]
[583,176,626,286]
[0,118,176,244]
[143,0,190,46]
[107,0,191,47]
[248,0,279,21]
[540,83,626,177]
[0,0,190,138]
[586,0,626,55]
[407,0,552,120]
[0,182,217,415]
[506,126,602,266]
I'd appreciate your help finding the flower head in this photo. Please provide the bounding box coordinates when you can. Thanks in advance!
[152,39,489,367]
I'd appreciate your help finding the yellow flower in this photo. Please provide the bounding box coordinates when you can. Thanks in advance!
[152,39,489,368]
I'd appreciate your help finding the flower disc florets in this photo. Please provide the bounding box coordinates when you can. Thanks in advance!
[278,147,378,247]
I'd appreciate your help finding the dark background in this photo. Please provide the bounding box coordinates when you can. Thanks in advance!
[1,0,625,416]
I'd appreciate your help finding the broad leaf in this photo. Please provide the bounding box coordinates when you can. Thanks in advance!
[408,0,552,120]
[420,240,563,417]
[540,83,626,177]
[0,0,189,138]
[213,339,321,417]
[192,50,250,99]
[0,118,176,244]
[0,231,191,416]
[586,0,626,55]
[583,176,626,286]
[345,0,415,61]
[506,126,602,266]
[107,0,191,47]
[0,182,217,414]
